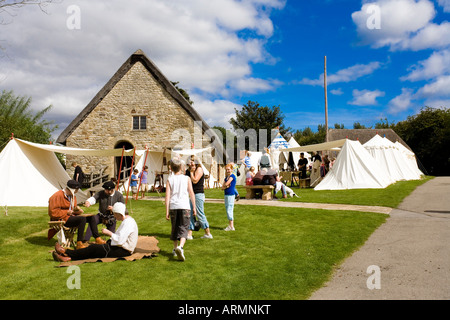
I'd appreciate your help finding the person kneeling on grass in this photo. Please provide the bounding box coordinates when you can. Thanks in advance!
[52,202,138,262]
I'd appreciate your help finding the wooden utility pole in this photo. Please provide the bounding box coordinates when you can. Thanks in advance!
[324,56,329,142]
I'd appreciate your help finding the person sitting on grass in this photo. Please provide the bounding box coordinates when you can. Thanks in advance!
[52,202,138,262]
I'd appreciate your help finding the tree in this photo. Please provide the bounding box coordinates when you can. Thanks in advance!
[353,122,369,129]
[229,100,291,151]
[374,117,395,129]
[212,126,236,150]
[293,125,327,146]
[171,81,194,105]
[393,107,450,176]
[1,0,57,25]
[0,90,57,150]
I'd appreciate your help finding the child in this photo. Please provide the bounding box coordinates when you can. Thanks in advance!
[130,169,139,198]
[230,162,240,201]
[246,166,255,185]
[165,158,196,261]
[221,163,236,231]
[138,166,149,199]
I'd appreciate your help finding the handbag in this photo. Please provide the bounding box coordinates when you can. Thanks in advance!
[193,216,201,231]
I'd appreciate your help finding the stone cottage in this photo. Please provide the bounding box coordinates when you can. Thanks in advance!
[56,49,227,184]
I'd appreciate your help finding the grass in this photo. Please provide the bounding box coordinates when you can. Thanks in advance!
[152,175,432,208]
[277,176,433,207]
[0,177,431,300]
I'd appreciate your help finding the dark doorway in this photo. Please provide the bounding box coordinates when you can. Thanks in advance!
[114,141,134,182]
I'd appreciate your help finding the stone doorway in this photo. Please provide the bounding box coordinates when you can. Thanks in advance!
[114,140,134,182]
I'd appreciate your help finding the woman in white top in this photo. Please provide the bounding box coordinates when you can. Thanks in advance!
[165,157,196,261]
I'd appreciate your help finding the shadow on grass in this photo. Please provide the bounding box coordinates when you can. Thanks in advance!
[26,235,53,248]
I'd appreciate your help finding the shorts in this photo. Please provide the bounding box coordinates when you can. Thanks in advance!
[131,186,138,194]
[141,183,149,192]
[169,209,190,241]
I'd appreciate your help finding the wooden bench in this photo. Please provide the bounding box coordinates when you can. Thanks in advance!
[244,185,275,200]
[299,178,311,188]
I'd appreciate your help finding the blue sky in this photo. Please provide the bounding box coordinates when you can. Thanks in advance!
[1,0,449,139]
[248,0,450,131]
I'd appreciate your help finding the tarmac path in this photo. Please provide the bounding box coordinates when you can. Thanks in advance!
[309,176,450,300]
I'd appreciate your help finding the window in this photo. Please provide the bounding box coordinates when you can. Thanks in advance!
[133,116,147,130]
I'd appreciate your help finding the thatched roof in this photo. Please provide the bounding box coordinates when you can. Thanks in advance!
[327,129,412,151]
[56,49,228,162]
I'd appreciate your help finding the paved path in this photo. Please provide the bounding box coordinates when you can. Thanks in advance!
[309,176,450,300]
[145,197,392,214]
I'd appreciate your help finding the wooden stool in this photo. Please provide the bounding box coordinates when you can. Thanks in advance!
[204,175,210,189]
[48,221,77,248]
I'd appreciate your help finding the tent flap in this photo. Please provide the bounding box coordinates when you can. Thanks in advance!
[283,139,347,153]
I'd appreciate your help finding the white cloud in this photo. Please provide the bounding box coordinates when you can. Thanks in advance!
[352,0,442,51]
[330,88,343,95]
[423,99,450,109]
[0,0,285,129]
[230,77,282,94]
[400,22,450,50]
[191,94,242,130]
[401,49,450,81]
[299,61,381,86]
[388,88,414,114]
[438,0,450,12]
[348,89,385,106]
[416,75,450,98]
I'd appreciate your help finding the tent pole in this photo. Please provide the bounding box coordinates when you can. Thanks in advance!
[136,148,149,200]
[125,147,136,205]
[116,147,125,190]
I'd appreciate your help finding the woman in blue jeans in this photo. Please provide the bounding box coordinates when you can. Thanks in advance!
[222,163,236,231]
[186,159,213,239]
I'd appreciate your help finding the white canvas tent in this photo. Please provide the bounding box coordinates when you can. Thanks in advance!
[268,132,290,150]
[394,141,423,178]
[283,139,347,153]
[268,133,290,171]
[314,139,392,190]
[0,138,135,207]
[363,134,403,183]
[363,135,421,181]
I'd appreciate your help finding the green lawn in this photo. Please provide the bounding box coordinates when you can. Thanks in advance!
[153,175,432,208]
[0,177,431,300]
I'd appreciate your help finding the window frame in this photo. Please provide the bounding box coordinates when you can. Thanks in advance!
[132,115,147,131]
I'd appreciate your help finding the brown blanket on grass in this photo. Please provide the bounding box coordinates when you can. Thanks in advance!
[56,236,160,267]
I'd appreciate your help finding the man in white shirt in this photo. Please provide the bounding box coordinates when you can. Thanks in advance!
[52,202,138,262]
